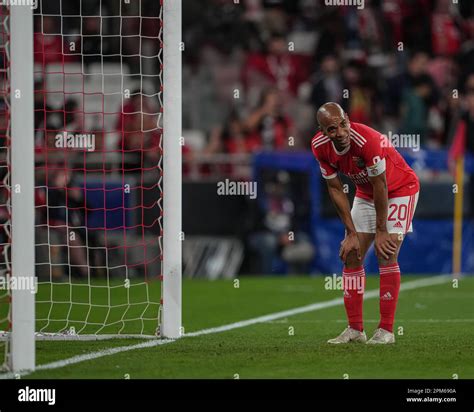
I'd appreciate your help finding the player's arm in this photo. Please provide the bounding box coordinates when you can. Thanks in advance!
[362,128,399,260]
[368,172,389,232]
[368,169,397,260]
[313,146,361,263]
[325,176,361,262]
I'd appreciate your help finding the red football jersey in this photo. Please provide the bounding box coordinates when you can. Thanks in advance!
[311,122,419,200]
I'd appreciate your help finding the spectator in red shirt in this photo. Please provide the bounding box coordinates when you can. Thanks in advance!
[243,34,311,98]
[203,112,249,178]
[431,0,462,57]
[244,87,296,151]
[34,16,77,65]
[116,90,161,170]
[206,111,248,155]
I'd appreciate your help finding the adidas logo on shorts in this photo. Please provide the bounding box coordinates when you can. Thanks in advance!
[394,221,403,229]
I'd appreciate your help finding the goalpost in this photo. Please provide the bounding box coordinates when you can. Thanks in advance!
[0,0,182,373]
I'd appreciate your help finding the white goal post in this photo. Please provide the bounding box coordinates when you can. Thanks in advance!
[162,0,182,340]
[2,0,182,373]
[9,2,36,373]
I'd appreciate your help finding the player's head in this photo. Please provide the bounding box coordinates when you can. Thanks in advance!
[317,102,350,149]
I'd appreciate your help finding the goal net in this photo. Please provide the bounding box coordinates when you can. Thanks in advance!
[1,0,182,373]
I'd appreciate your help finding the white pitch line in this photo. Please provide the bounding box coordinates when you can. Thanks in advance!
[185,275,451,337]
[0,275,451,379]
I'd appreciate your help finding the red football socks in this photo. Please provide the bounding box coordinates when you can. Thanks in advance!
[342,266,365,332]
[378,263,401,333]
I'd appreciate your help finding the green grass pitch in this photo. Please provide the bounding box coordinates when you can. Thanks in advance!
[1,275,474,379]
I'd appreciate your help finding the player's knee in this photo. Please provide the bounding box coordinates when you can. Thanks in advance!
[377,235,403,266]
[377,253,399,267]
[345,251,363,269]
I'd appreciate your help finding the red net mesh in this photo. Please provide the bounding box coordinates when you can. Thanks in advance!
[2,1,164,340]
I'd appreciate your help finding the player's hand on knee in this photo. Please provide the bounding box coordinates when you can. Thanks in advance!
[375,230,397,260]
[339,232,361,263]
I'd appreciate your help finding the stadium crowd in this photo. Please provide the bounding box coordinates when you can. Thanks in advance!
[182,0,474,177]
[180,0,474,275]
[16,0,474,176]
[2,0,474,277]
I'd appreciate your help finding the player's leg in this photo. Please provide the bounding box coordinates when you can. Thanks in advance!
[344,232,374,268]
[341,232,373,330]
[328,197,375,344]
[368,193,419,344]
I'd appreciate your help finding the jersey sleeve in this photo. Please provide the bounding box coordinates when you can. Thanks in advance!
[311,143,338,180]
[359,129,386,177]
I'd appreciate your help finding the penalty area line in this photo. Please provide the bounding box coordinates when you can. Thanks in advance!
[0,275,451,379]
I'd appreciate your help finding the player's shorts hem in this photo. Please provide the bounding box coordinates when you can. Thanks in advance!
[351,192,419,234]
[322,172,338,180]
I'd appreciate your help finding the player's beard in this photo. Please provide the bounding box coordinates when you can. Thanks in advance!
[334,134,350,150]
